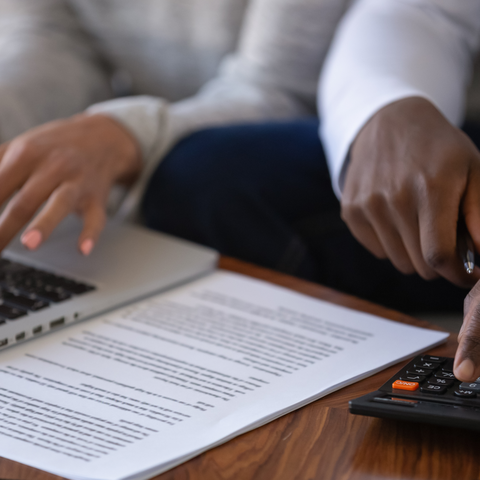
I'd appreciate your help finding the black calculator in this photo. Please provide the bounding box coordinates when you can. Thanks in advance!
[350,355,480,431]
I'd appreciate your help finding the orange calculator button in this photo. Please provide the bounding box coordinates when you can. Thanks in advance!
[392,380,419,391]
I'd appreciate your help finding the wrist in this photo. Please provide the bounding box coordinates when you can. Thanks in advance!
[83,113,143,185]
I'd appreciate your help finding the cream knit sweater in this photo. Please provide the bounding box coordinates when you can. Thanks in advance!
[0,0,351,215]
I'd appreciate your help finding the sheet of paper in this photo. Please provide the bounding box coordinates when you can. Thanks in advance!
[0,271,448,480]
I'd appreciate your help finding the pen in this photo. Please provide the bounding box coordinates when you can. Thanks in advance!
[458,217,475,274]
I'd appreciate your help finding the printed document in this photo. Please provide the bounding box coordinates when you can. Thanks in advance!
[0,271,448,480]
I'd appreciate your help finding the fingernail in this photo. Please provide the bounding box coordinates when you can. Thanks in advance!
[456,358,476,381]
[21,229,42,251]
[80,238,94,256]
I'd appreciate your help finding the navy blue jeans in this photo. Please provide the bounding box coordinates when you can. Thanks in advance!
[142,118,468,313]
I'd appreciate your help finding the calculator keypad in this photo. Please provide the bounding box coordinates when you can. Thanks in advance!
[381,356,480,405]
[351,355,480,432]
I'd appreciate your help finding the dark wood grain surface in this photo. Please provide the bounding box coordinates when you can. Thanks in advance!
[0,257,469,480]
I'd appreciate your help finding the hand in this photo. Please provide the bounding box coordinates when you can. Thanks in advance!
[455,281,480,381]
[0,114,141,255]
[343,97,480,288]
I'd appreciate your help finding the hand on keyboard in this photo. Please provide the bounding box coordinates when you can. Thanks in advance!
[0,114,141,255]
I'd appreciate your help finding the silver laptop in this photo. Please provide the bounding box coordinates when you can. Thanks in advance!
[0,215,218,348]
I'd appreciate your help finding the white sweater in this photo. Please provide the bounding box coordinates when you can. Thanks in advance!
[0,0,352,216]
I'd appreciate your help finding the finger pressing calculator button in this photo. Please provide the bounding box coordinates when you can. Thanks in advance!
[420,384,447,394]
[392,380,419,391]
[427,378,454,387]
[454,389,477,398]
[400,374,426,383]
[434,371,456,379]
[414,362,439,370]
[421,355,446,364]
[459,382,480,392]
[407,368,434,376]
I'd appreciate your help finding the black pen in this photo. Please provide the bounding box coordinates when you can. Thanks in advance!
[458,217,475,274]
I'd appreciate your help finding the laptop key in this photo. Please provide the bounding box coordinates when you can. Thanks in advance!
[0,257,95,310]
[1,290,49,311]
[0,302,27,320]
[26,286,71,303]
[34,275,94,295]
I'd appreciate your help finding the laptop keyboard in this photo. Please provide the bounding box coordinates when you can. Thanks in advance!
[0,258,95,324]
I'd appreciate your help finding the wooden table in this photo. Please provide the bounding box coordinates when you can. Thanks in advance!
[0,257,474,480]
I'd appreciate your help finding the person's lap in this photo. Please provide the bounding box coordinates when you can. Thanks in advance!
[142,118,469,313]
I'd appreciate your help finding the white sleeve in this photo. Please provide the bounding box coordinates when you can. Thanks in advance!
[86,0,350,219]
[319,0,480,197]
[0,0,111,141]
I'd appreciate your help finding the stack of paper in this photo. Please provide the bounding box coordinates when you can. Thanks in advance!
[0,272,447,480]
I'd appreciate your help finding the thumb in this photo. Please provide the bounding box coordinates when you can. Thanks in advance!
[455,281,480,382]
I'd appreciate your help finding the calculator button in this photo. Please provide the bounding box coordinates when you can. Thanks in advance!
[454,389,477,398]
[406,368,434,376]
[421,355,446,364]
[427,378,454,387]
[434,371,456,379]
[392,380,419,391]
[459,382,480,392]
[442,358,454,371]
[420,384,447,394]
[400,374,426,383]
[414,362,439,370]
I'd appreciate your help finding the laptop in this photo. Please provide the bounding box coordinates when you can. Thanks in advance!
[0,215,218,348]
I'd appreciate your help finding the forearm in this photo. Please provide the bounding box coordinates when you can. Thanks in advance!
[319,0,480,196]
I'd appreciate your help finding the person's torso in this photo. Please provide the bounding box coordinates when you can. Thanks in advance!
[67,0,249,101]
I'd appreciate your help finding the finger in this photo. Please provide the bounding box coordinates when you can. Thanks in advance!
[455,281,480,381]
[0,140,38,206]
[0,142,10,162]
[341,203,387,259]
[21,182,81,247]
[77,201,107,256]
[418,185,475,288]
[394,210,438,280]
[367,213,417,275]
[354,194,416,274]
[0,165,63,250]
